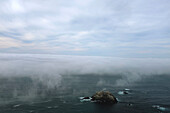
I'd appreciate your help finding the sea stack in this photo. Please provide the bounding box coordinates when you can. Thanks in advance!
[91,91,117,104]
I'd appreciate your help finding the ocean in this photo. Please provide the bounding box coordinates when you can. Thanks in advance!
[0,54,170,113]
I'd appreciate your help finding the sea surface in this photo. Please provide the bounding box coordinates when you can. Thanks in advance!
[0,54,170,113]
[0,74,170,113]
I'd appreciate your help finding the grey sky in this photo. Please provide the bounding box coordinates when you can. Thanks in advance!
[0,0,170,57]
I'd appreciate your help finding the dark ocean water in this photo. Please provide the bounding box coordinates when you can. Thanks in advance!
[0,74,170,113]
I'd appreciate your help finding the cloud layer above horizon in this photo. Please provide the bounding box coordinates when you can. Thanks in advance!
[0,0,170,57]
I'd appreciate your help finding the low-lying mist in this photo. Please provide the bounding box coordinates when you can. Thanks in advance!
[0,53,170,103]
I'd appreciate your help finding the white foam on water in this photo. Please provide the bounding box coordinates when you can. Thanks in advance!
[53,106,58,108]
[13,104,21,108]
[47,106,52,109]
[29,110,34,113]
[80,97,92,102]
[125,88,130,91]
[116,98,120,102]
[79,97,84,99]
[118,91,125,95]
[43,100,52,103]
[118,90,130,95]
[158,107,166,111]
[152,105,168,111]
[63,101,66,103]
[102,88,107,91]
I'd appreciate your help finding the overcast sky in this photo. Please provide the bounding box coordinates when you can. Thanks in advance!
[0,0,170,57]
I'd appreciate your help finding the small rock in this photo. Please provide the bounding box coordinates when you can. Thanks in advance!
[118,91,129,95]
[91,91,117,104]
[127,103,133,106]
[80,97,92,102]
[83,97,90,99]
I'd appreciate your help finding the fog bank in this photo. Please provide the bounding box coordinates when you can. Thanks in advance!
[0,53,170,103]
[0,53,170,87]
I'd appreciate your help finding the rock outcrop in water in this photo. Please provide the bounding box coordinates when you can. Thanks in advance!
[91,91,117,104]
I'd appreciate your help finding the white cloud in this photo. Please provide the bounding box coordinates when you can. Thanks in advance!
[0,36,23,48]
[0,0,169,57]
[0,36,34,49]
[10,0,25,13]
[22,33,35,41]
